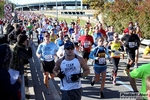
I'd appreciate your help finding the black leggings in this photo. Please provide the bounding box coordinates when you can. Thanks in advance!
[112,58,120,75]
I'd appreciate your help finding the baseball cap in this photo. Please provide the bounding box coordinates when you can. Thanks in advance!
[64,41,74,49]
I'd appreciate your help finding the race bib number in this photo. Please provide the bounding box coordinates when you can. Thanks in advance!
[45,55,53,61]
[74,36,79,42]
[129,42,135,48]
[114,50,120,56]
[109,35,113,41]
[84,42,89,48]
[99,58,106,64]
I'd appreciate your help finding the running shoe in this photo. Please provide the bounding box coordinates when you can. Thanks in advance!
[113,80,116,85]
[99,91,104,98]
[91,77,95,86]
[110,75,113,81]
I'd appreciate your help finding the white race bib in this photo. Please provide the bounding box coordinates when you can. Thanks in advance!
[84,42,89,48]
[129,42,135,48]
[45,55,53,61]
[114,50,120,56]
[109,35,113,41]
[98,58,106,64]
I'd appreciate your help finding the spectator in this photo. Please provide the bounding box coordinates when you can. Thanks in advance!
[10,34,32,75]
[0,44,21,100]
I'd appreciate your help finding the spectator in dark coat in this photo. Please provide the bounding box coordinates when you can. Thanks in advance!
[10,34,32,75]
[0,43,22,100]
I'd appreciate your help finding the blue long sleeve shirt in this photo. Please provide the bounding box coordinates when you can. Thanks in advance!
[89,46,110,67]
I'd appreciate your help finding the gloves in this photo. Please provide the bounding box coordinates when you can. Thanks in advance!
[71,73,82,82]
[57,71,65,79]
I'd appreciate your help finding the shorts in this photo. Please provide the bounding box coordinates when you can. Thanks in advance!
[81,51,90,60]
[94,66,107,74]
[29,31,33,36]
[41,60,55,73]
[61,88,82,100]
[128,50,135,62]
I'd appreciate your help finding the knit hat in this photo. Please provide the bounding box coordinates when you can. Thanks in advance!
[0,44,12,69]
[17,34,28,44]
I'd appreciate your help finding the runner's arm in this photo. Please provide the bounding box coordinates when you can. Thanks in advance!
[53,59,61,76]
[78,56,90,77]
[89,49,97,60]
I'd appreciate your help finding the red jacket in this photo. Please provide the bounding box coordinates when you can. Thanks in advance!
[99,29,106,37]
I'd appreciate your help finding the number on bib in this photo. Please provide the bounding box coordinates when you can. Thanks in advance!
[129,42,135,48]
[45,55,53,61]
[99,58,106,64]
[84,42,89,48]
[114,50,120,56]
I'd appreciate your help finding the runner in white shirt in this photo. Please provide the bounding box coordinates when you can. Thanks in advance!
[53,41,90,100]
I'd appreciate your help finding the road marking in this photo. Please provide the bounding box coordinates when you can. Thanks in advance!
[106,73,133,91]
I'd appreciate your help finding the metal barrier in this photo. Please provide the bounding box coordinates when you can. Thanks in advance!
[21,75,25,100]
[0,25,3,34]
[61,11,85,15]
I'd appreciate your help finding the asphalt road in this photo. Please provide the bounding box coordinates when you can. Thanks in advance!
[26,32,148,100]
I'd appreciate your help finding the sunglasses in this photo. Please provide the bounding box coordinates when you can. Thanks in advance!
[66,47,74,50]
[114,36,118,38]
[99,40,103,42]
[45,35,50,37]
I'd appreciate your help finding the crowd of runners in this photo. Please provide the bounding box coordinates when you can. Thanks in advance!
[0,11,150,100]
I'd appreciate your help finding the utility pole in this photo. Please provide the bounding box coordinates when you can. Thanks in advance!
[6,0,8,4]
[75,0,77,10]
[39,0,40,11]
[56,0,58,19]
[80,0,82,10]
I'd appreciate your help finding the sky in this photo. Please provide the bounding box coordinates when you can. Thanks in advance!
[10,0,81,5]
